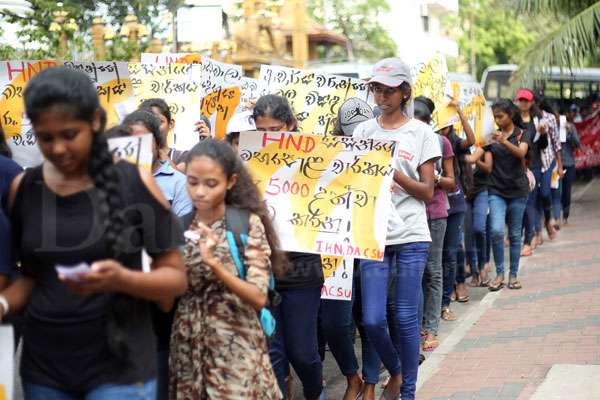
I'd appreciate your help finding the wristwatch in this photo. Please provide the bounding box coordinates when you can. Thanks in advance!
[434,174,442,185]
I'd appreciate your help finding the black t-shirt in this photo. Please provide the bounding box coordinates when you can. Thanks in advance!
[11,161,183,392]
[488,128,532,199]
[0,155,22,277]
[276,252,324,291]
[472,157,490,197]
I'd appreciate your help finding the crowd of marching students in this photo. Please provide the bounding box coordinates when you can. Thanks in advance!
[0,56,585,400]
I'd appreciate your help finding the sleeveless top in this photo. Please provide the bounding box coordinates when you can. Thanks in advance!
[11,161,183,392]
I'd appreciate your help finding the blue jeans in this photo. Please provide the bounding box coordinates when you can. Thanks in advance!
[360,241,430,400]
[319,298,359,377]
[351,264,381,385]
[422,218,447,335]
[442,212,464,307]
[489,194,528,277]
[465,190,489,276]
[269,287,323,400]
[524,163,555,244]
[562,165,577,220]
[23,380,157,400]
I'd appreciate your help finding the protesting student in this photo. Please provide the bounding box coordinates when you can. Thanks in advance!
[487,99,532,291]
[0,67,187,399]
[169,139,283,399]
[122,110,193,217]
[464,146,493,287]
[353,58,440,400]
[414,96,455,349]
[253,94,326,400]
[561,105,582,225]
[318,98,375,400]
[437,98,475,319]
[0,130,22,292]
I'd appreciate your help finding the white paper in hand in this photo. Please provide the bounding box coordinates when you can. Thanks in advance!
[55,262,92,282]
[184,230,201,242]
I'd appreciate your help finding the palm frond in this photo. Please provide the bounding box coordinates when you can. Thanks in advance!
[513,1,600,82]
[514,0,598,17]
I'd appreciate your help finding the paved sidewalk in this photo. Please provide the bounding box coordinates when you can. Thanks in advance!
[416,179,600,400]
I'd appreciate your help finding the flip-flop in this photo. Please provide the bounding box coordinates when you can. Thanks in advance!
[508,281,522,290]
[379,387,401,400]
[457,295,470,303]
[479,278,491,287]
[422,336,439,352]
[488,281,504,291]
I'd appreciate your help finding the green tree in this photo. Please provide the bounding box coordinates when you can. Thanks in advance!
[446,0,537,80]
[307,0,397,61]
[0,0,180,60]
[514,0,600,76]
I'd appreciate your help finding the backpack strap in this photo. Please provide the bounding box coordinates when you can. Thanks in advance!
[225,207,275,289]
[225,207,250,279]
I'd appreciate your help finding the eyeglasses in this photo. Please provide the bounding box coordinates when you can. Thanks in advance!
[369,85,400,96]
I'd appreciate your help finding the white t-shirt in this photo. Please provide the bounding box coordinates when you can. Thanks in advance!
[353,118,441,245]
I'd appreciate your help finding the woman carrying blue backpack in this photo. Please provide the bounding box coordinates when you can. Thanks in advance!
[170,139,285,399]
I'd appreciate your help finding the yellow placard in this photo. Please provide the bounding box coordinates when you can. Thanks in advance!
[201,86,241,139]
[239,131,395,260]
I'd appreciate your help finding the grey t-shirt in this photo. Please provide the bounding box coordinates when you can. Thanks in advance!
[353,118,441,245]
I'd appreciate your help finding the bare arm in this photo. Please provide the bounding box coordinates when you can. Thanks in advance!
[457,108,476,149]
[0,276,35,320]
[465,147,484,163]
[495,132,529,160]
[394,159,436,203]
[438,156,456,192]
[476,151,493,174]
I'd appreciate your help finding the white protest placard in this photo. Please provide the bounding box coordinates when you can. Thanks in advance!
[257,65,372,136]
[129,63,202,151]
[107,133,153,170]
[321,256,354,301]
[239,131,395,260]
[0,325,14,400]
[238,77,259,112]
[559,115,568,142]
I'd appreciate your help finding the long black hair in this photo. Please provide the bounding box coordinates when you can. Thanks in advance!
[24,67,126,257]
[252,95,298,131]
[492,98,525,130]
[123,109,165,149]
[185,139,286,277]
[24,67,131,360]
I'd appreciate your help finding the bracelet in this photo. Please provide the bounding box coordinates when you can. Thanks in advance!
[0,295,8,317]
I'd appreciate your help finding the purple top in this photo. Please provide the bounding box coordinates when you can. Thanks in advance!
[427,135,454,220]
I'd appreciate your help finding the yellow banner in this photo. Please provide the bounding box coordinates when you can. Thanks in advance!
[321,255,354,301]
[239,131,395,260]
[257,65,372,136]
[107,133,153,171]
[411,53,449,129]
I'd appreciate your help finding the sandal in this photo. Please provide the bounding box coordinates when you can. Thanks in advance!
[479,276,491,287]
[441,307,456,321]
[488,280,504,291]
[422,335,439,352]
[508,280,522,290]
[521,245,533,257]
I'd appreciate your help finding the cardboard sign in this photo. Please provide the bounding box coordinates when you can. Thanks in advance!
[0,326,14,400]
[129,63,202,151]
[199,58,243,139]
[107,133,153,170]
[239,131,395,260]
[437,81,494,146]
[0,60,58,167]
[257,65,372,136]
[141,53,202,65]
[321,256,354,301]
[63,61,136,128]
[410,53,451,130]
[238,77,259,112]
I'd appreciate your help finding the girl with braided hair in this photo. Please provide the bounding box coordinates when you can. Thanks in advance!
[0,67,187,400]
